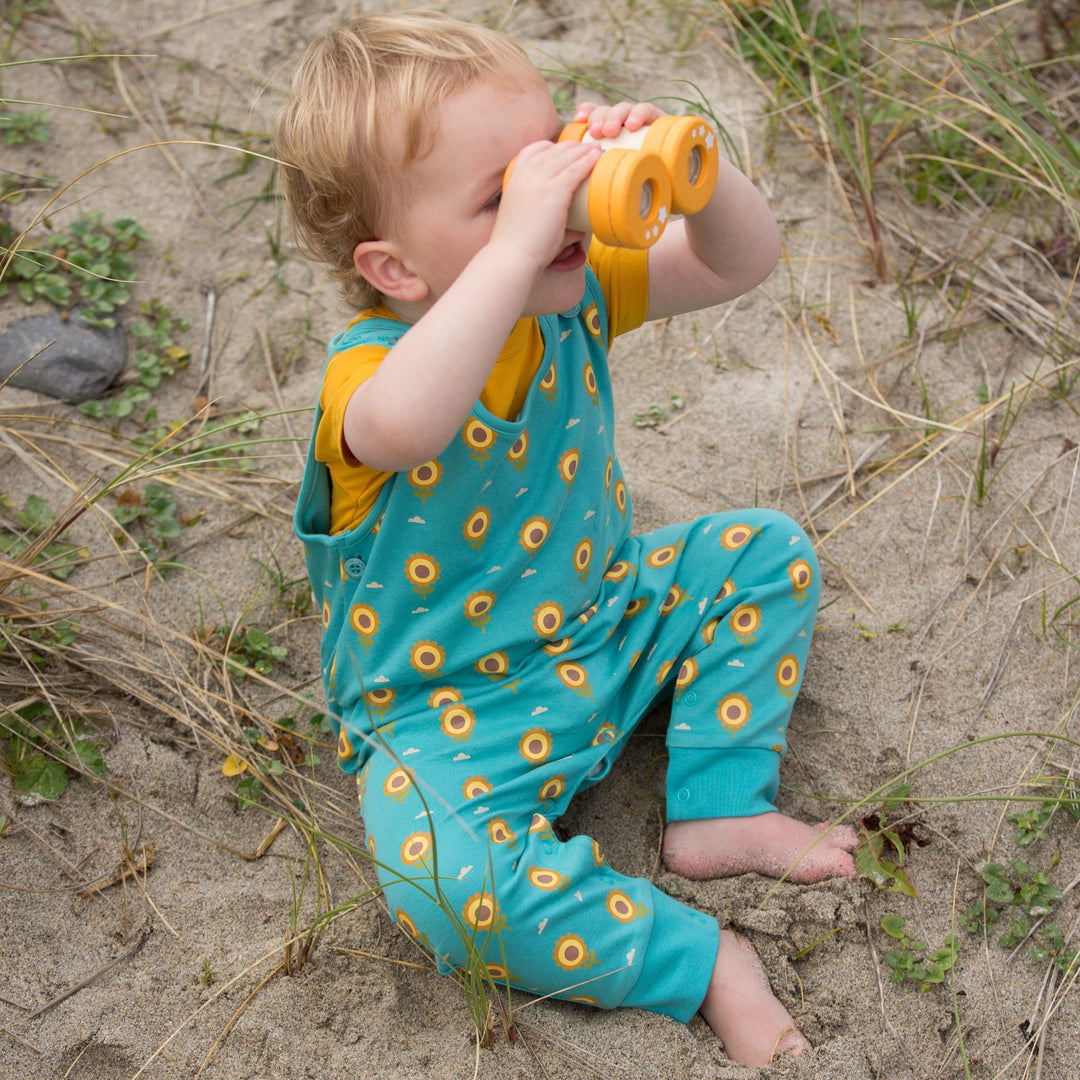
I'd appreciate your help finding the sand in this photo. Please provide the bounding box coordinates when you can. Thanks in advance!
[2,2,1078,1078]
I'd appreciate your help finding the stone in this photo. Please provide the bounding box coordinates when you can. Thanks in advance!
[0,311,126,403]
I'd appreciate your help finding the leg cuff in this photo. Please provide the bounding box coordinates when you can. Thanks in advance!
[666,746,779,820]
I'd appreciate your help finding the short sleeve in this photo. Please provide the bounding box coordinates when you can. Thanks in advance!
[587,239,649,341]
[315,343,394,533]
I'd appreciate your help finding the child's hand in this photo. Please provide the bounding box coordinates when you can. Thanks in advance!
[574,100,666,140]
[489,139,600,272]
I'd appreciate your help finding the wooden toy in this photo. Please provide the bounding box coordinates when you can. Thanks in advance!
[503,114,720,250]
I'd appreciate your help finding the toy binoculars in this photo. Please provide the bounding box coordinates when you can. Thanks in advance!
[505,114,719,250]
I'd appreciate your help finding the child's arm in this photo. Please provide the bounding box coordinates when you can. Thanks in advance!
[575,101,781,321]
[342,140,600,474]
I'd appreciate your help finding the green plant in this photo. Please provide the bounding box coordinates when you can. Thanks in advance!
[0,212,148,326]
[632,394,684,428]
[880,915,960,989]
[1007,776,1080,846]
[220,623,288,678]
[0,700,105,804]
[856,785,918,897]
[111,482,185,554]
[963,858,1077,974]
[0,492,86,579]
[0,108,49,146]
[78,299,190,424]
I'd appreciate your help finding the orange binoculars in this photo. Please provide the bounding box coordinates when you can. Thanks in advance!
[504,115,719,249]
[558,114,719,248]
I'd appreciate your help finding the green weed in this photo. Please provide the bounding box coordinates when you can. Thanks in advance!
[0,108,49,146]
[0,699,105,804]
[0,492,86,579]
[0,212,148,326]
[880,915,961,990]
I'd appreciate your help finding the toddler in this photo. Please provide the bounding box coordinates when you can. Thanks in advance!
[277,11,856,1067]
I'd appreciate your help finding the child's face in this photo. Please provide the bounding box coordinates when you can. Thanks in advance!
[385,72,588,316]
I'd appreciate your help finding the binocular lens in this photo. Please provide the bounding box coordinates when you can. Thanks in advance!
[639,179,654,220]
[687,145,702,187]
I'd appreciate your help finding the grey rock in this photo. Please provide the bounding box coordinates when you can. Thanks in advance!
[0,311,126,402]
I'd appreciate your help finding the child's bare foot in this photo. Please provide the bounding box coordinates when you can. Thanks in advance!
[663,811,858,882]
[701,928,810,1066]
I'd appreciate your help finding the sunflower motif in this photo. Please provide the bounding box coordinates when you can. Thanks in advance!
[484,961,518,983]
[474,650,509,679]
[336,728,353,761]
[577,602,598,626]
[529,813,555,841]
[349,603,378,648]
[403,553,440,597]
[788,558,814,605]
[674,657,699,700]
[582,359,600,406]
[605,889,649,923]
[553,932,597,971]
[462,775,492,800]
[487,817,517,848]
[613,477,627,516]
[462,507,491,551]
[383,766,413,802]
[714,577,737,603]
[558,447,581,487]
[591,722,618,746]
[408,640,445,678]
[519,727,553,766]
[604,457,613,494]
[462,890,507,932]
[718,693,752,735]
[646,541,684,569]
[584,303,603,341]
[507,430,529,473]
[701,617,721,646]
[775,654,801,699]
[321,598,331,629]
[440,703,476,741]
[572,538,593,583]
[538,774,566,802]
[655,659,675,686]
[463,590,496,632]
[427,686,461,709]
[527,866,568,891]
[407,459,442,503]
[591,839,605,866]
[603,560,634,584]
[400,831,432,867]
[364,686,395,719]
[532,601,564,638]
[462,418,497,466]
[622,597,650,620]
[719,522,757,550]
[539,362,558,404]
[519,516,551,557]
[557,660,593,699]
[730,603,762,647]
[542,636,573,657]
[660,584,690,616]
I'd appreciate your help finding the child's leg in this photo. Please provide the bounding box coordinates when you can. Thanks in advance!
[622,510,856,881]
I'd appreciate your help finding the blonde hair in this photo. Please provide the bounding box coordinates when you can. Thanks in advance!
[274,11,539,310]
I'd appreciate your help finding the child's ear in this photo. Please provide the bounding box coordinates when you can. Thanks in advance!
[353,241,429,303]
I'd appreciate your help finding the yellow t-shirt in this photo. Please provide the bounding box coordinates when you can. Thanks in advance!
[316,240,649,534]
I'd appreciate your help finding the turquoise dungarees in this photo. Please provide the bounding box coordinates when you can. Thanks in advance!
[295,270,820,1021]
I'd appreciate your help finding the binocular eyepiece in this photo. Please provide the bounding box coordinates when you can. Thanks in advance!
[505,114,719,250]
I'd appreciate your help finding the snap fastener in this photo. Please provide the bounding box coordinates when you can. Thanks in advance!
[342,557,365,579]
[676,787,690,803]
[683,691,697,706]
